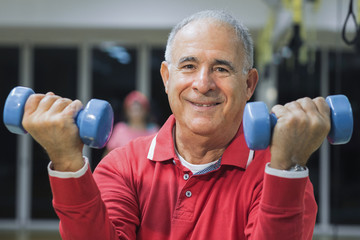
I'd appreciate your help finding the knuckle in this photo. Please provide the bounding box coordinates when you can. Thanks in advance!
[285,100,301,110]
[271,104,283,113]
[313,97,325,106]
[297,97,311,104]
[73,99,83,106]
[284,102,293,108]
[42,94,60,102]
[25,94,43,107]
[27,94,41,102]
[55,97,72,106]
[313,96,325,102]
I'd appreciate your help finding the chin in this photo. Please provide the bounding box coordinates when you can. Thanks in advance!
[188,119,220,136]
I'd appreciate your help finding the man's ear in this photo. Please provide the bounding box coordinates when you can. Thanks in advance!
[246,68,259,101]
[160,61,170,94]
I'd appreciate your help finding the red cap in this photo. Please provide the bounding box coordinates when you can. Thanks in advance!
[124,91,149,111]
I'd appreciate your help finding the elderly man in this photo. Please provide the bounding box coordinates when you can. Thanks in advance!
[23,10,329,240]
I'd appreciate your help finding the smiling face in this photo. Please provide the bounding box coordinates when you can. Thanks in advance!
[161,19,258,140]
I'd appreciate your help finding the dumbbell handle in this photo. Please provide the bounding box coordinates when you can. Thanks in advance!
[3,86,113,149]
[243,95,353,150]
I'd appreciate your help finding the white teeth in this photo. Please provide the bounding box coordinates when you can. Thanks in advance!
[194,103,214,107]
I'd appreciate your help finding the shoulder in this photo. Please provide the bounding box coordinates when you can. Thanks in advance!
[97,134,156,174]
[94,134,158,194]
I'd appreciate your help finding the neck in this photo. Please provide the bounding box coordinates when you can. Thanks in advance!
[174,125,237,165]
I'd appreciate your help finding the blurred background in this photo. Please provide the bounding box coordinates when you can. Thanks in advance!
[0,0,359,239]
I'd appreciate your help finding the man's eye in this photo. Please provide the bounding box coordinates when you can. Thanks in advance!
[215,67,228,72]
[183,64,195,69]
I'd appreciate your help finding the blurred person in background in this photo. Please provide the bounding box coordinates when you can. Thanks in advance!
[104,91,159,156]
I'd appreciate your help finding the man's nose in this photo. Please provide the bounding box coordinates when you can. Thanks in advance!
[192,67,216,94]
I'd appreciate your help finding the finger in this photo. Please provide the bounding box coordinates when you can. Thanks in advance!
[271,104,288,119]
[313,97,330,119]
[24,94,46,117]
[48,98,73,114]
[37,94,61,113]
[296,97,318,116]
[284,100,305,113]
[63,99,84,119]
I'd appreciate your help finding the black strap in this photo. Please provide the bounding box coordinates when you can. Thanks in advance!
[342,0,358,45]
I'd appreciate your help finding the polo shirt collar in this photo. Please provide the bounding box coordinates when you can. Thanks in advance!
[221,123,253,169]
[147,115,176,161]
[147,115,253,170]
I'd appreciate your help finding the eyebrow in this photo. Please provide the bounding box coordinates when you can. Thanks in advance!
[214,59,236,72]
[178,56,198,64]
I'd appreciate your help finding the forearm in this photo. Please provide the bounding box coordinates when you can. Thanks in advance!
[247,165,317,240]
[48,159,118,240]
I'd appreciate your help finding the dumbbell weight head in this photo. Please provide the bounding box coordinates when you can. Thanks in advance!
[243,102,272,150]
[326,95,353,145]
[76,99,113,149]
[243,95,353,150]
[3,86,35,135]
[3,86,114,149]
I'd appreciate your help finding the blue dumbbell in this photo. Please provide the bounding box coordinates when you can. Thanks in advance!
[243,95,353,150]
[3,86,114,149]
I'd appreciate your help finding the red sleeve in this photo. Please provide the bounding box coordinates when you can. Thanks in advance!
[49,150,141,240]
[93,150,140,239]
[246,173,317,240]
[49,165,119,240]
[48,144,141,239]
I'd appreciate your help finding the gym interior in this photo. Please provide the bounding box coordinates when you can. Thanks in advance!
[0,0,359,239]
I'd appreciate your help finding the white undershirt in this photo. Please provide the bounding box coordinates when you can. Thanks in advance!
[175,148,219,174]
[172,126,219,174]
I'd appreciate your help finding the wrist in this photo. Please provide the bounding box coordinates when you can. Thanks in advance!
[50,153,85,172]
[269,161,295,170]
[270,150,308,170]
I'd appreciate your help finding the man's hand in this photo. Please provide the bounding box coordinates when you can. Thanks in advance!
[22,92,85,172]
[270,97,331,170]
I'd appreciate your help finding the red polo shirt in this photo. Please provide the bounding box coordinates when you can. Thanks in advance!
[49,115,317,240]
